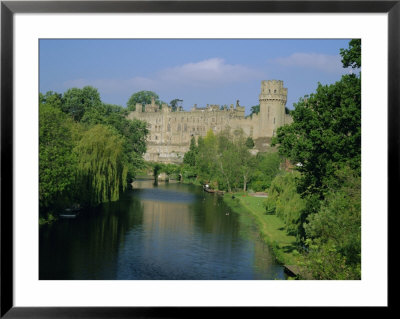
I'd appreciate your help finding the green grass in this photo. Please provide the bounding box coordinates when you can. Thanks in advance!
[224,193,301,266]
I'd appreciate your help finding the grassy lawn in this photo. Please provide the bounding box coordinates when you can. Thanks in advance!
[224,193,301,266]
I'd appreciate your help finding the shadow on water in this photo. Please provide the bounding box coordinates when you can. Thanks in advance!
[40,180,286,280]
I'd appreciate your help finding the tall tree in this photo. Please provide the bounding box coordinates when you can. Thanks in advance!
[126,91,161,111]
[170,98,183,112]
[74,125,129,205]
[62,86,102,121]
[39,102,77,209]
[340,39,361,69]
[183,136,198,167]
[274,39,361,199]
[250,104,260,116]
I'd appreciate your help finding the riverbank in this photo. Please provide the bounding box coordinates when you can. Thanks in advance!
[223,192,310,278]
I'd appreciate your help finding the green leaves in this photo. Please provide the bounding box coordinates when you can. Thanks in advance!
[276,73,361,198]
[39,86,149,215]
[39,103,77,208]
[340,39,361,69]
[126,91,161,111]
[269,40,361,279]
[62,86,102,121]
[74,125,128,205]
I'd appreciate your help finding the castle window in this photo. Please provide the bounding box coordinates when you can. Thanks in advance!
[178,124,181,131]
[274,89,277,93]
[155,136,158,140]
[167,124,171,132]
[274,117,275,124]
[184,124,187,132]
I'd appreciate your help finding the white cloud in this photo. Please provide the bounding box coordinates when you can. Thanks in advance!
[157,58,262,86]
[63,58,263,93]
[272,53,343,73]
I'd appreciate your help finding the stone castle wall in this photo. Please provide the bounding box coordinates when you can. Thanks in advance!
[127,80,291,163]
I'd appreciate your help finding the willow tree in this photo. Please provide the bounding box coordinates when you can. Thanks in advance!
[75,124,128,205]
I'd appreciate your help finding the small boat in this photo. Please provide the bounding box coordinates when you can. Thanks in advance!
[203,185,224,195]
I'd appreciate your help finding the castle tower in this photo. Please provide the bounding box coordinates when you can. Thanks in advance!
[259,80,287,137]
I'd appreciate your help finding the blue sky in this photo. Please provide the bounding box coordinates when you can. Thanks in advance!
[40,39,352,114]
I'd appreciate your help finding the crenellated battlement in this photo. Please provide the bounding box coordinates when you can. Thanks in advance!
[259,80,288,104]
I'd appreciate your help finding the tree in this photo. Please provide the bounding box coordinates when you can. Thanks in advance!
[264,171,306,237]
[237,138,256,191]
[250,104,260,116]
[62,86,102,121]
[274,40,361,199]
[183,136,198,167]
[126,91,161,111]
[340,39,361,69]
[74,125,129,205]
[170,98,183,112]
[303,167,361,279]
[196,130,218,185]
[39,102,77,209]
[39,91,63,109]
[245,136,255,149]
[271,39,361,245]
[249,152,281,192]
[80,103,148,181]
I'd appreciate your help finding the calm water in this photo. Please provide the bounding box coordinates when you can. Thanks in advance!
[39,180,286,280]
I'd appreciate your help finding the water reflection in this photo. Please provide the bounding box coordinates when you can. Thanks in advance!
[40,180,285,280]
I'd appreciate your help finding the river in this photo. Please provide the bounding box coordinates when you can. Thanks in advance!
[39,180,286,280]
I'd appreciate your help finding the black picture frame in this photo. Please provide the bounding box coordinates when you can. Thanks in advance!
[1,1,396,317]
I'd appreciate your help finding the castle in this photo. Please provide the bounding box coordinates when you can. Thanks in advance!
[127,80,292,163]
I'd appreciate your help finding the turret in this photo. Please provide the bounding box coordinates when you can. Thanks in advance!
[259,80,287,136]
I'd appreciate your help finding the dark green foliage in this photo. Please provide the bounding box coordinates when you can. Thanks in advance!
[126,91,161,111]
[80,103,148,181]
[250,104,260,116]
[39,91,63,109]
[183,136,198,167]
[245,137,255,149]
[304,167,361,279]
[39,102,77,209]
[62,86,102,121]
[268,40,361,279]
[340,39,361,69]
[170,98,183,112]
[153,163,162,180]
[39,86,149,220]
[249,152,281,192]
[275,73,361,198]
